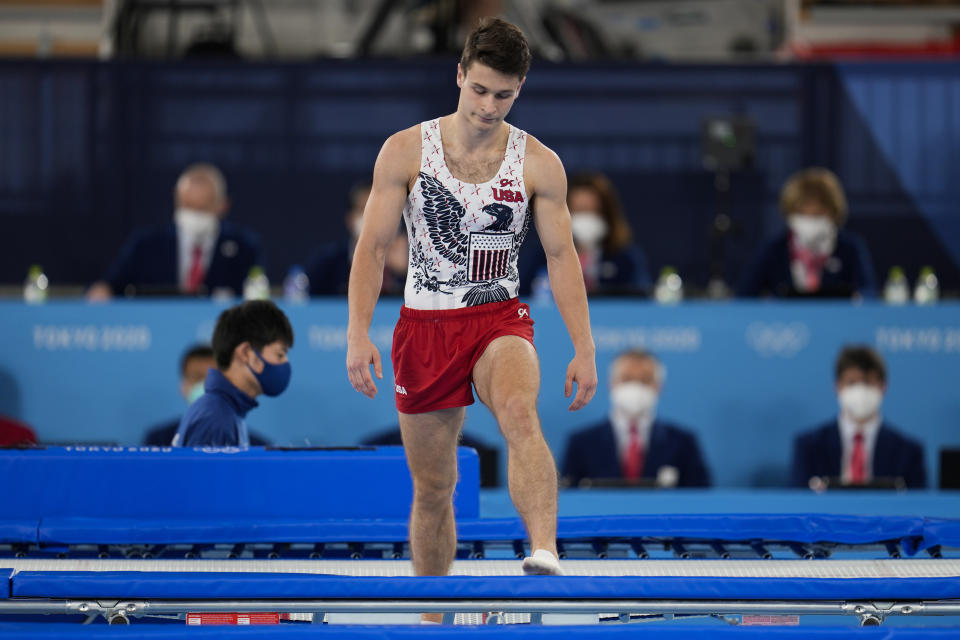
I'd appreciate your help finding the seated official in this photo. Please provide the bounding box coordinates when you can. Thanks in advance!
[87,163,262,300]
[791,345,926,489]
[303,180,408,296]
[143,344,270,446]
[519,172,651,297]
[737,167,876,299]
[173,300,293,448]
[304,181,368,296]
[562,349,710,488]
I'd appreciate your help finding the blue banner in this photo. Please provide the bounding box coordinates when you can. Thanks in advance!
[1,300,958,487]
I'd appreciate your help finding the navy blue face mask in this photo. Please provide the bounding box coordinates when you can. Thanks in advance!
[247,349,292,397]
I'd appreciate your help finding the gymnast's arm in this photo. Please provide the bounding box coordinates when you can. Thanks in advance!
[526,137,597,411]
[346,128,416,398]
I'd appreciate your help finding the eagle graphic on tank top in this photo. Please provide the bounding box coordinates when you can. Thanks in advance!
[403,118,531,310]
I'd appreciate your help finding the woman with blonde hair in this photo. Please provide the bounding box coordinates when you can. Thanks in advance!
[737,167,876,298]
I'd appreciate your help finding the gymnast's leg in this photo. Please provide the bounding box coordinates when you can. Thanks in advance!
[399,406,464,622]
[473,335,560,573]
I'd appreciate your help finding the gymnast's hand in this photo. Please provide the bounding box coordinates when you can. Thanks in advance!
[346,334,382,399]
[565,350,598,411]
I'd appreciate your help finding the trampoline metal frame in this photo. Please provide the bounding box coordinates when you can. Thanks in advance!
[2,597,960,626]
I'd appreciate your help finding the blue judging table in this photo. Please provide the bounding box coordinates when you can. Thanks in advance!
[2,300,959,487]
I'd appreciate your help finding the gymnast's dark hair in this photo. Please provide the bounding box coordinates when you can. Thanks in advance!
[460,17,531,79]
[212,300,294,370]
[834,344,886,383]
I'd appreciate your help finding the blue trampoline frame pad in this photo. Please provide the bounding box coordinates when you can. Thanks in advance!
[8,572,960,601]
[3,513,958,552]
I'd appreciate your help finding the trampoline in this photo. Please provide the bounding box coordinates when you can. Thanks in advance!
[1,446,957,631]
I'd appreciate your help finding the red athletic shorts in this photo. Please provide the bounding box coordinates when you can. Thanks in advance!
[391,298,535,414]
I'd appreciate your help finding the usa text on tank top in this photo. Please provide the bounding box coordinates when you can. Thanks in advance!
[402,118,531,310]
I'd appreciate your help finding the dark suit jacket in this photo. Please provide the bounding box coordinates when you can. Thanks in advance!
[561,419,711,487]
[305,242,352,296]
[790,419,927,489]
[101,221,262,297]
[736,229,877,299]
[143,417,270,447]
[518,241,652,296]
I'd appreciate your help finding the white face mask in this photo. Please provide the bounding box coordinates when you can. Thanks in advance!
[838,383,883,421]
[611,382,658,418]
[175,207,220,242]
[788,214,836,256]
[570,212,608,249]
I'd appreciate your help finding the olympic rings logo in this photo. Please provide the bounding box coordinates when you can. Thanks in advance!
[745,322,810,358]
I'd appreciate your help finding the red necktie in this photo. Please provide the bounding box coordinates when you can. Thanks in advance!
[622,422,644,481]
[186,244,205,293]
[850,432,865,484]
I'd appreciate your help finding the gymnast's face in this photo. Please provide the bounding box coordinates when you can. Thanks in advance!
[456,62,524,129]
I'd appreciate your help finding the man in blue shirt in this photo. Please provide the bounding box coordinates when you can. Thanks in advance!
[173,300,293,447]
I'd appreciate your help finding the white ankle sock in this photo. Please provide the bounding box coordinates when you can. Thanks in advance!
[522,548,562,575]
[532,549,558,563]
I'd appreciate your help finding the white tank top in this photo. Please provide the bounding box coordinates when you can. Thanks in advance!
[402,118,531,310]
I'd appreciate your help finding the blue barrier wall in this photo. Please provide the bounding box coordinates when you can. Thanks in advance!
[0,446,479,523]
[0,60,957,291]
[1,300,957,487]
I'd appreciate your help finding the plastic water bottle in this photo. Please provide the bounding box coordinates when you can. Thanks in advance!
[23,264,48,304]
[283,265,310,304]
[883,266,910,305]
[654,266,683,304]
[242,266,270,301]
[914,266,939,305]
[706,276,731,300]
